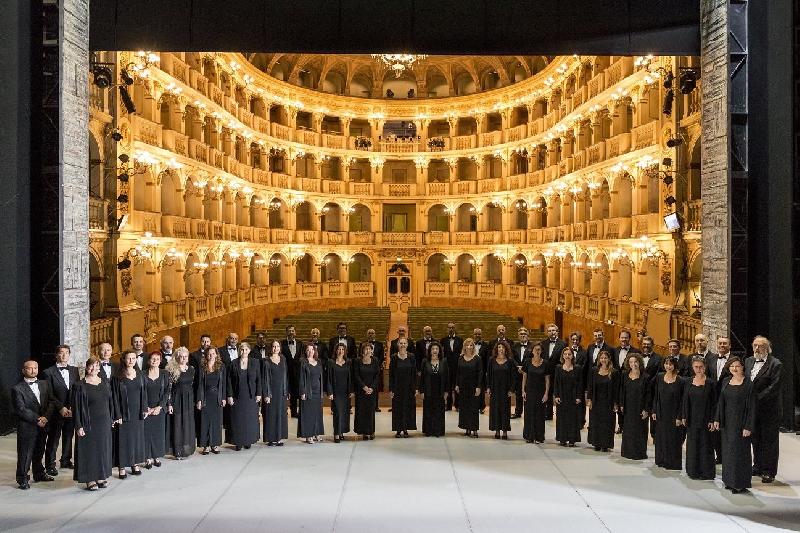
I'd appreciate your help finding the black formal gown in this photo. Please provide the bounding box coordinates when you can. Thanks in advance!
[488,358,515,432]
[228,359,262,447]
[587,369,618,449]
[143,370,169,459]
[263,355,289,443]
[328,360,353,436]
[620,374,649,460]
[298,361,325,438]
[390,355,417,432]
[112,373,147,468]
[354,358,380,436]
[72,380,114,483]
[421,360,449,437]
[522,359,549,442]
[716,379,755,490]
[554,365,583,444]
[652,374,686,470]
[456,355,482,431]
[682,380,717,480]
[196,366,227,447]
[168,367,196,458]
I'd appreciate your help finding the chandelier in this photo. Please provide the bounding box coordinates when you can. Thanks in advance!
[371,54,427,78]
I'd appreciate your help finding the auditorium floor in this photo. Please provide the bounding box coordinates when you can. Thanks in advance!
[1,411,799,533]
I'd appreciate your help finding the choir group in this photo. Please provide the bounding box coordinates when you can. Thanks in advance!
[12,322,783,495]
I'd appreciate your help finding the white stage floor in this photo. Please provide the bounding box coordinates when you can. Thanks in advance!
[1,410,798,533]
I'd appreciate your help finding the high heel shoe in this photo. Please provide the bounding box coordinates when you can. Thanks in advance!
[334,436,341,443]
[211,447,220,454]
[402,431,409,438]
[131,466,142,475]
[118,470,127,479]
[144,461,153,469]
[395,432,402,438]
[501,433,508,440]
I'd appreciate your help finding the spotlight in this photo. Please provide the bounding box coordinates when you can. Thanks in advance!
[662,175,674,185]
[662,89,674,116]
[118,153,130,163]
[118,172,130,183]
[120,68,134,86]
[679,70,698,94]
[664,195,676,206]
[110,128,123,142]
[662,71,674,89]
[117,258,132,270]
[666,137,684,148]
[662,157,672,166]
[92,65,113,88]
[119,86,137,114]
[117,193,129,203]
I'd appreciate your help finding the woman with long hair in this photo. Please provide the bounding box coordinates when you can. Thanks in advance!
[165,347,196,459]
[298,344,324,443]
[553,346,582,447]
[354,341,380,440]
[420,341,448,437]
[522,343,550,444]
[487,340,515,440]
[72,356,118,490]
[455,337,482,438]
[227,342,262,450]
[652,355,686,470]
[143,351,169,468]
[112,350,147,478]
[619,353,649,460]
[262,340,288,446]
[682,356,717,480]
[327,343,353,443]
[389,337,417,438]
[587,350,618,452]
[196,346,226,455]
[714,356,755,493]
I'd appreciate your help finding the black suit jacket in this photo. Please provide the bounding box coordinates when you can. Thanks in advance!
[511,341,535,367]
[745,356,783,407]
[305,341,329,363]
[571,345,588,370]
[540,338,568,367]
[155,350,175,369]
[327,336,356,359]
[97,361,119,384]
[227,358,262,399]
[704,353,731,389]
[219,345,240,367]
[189,348,208,370]
[41,365,80,412]
[440,335,464,363]
[12,380,56,434]
[281,339,307,373]
[611,345,642,371]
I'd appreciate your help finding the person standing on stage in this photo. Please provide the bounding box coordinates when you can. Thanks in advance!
[12,360,56,489]
[705,336,731,464]
[587,350,618,452]
[308,327,329,363]
[131,334,147,371]
[143,352,169,468]
[328,322,356,360]
[652,355,686,470]
[455,338,482,437]
[511,327,533,419]
[227,342,262,450]
[473,328,489,414]
[252,332,269,360]
[112,350,147,478]
[262,340,289,446]
[327,343,353,443]
[746,335,783,484]
[354,342,380,440]
[714,356,755,493]
[156,335,175,369]
[165,347,196,459]
[681,356,717,480]
[619,353,649,460]
[364,328,385,411]
[298,344,325,443]
[41,344,79,475]
[487,340,515,440]
[441,322,463,411]
[390,337,417,438]
[196,346,227,455]
[420,341,448,437]
[189,333,213,370]
[553,347,582,447]
[522,343,550,444]
[97,342,117,383]
[221,332,240,366]
[283,325,305,418]
[415,325,435,374]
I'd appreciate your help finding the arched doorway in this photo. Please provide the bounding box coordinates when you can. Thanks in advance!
[386,261,412,313]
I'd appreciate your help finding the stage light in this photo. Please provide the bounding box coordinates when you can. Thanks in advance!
[666,137,683,148]
[662,175,674,185]
[92,65,113,88]
[664,195,676,206]
[120,68,134,86]
[117,258,132,270]
[662,71,674,89]
[118,173,129,183]
[662,89,674,116]
[110,128,123,142]
[662,157,672,166]
[119,86,137,114]
[118,153,130,163]
[117,193,129,203]
[679,70,698,94]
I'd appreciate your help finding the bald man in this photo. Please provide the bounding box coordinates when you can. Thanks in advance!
[97,343,117,383]
[156,335,175,369]
[12,360,56,489]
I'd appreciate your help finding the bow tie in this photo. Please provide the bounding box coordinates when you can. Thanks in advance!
[718,355,728,360]
[228,347,236,350]
[25,379,37,384]
[755,358,766,363]
[101,362,111,366]
[288,340,294,345]
[163,352,172,356]
[57,365,68,369]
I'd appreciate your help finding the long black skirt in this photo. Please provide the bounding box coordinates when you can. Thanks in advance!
[114,418,145,468]
[197,400,223,447]
[391,391,417,432]
[262,395,288,442]
[230,396,260,446]
[143,412,166,459]
[422,393,446,437]
[298,396,325,438]
[621,410,648,460]
[331,393,351,435]
[354,391,377,435]
[457,391,480,431]
[555,400,582,444]
[686,425,716,479]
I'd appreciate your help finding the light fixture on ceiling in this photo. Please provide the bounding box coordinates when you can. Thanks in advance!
[371,54,427,78]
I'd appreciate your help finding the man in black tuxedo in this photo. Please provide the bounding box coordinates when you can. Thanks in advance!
[97,342,118,383]
[705,336,732,463]
[415,326,436,374]
[190,333,213,369]
[12,360,56,489]
[441,322,463,410]
[612,329,641,432]
[390,326,415,357]
[746,336,783,483]
[665,339,690,377]
[131,333,147,371]
[282,325,306,417]
[157,335,175,369]
[639,335,662,438]
[473,328,490,413]
[328,322,356,360]
[365,328,385,411]
[512,327,535,418]
[41,344,79,474]
[221,332,240,366]
[307,328,329,363]
[539,324,567,420]
[693,333,716,360]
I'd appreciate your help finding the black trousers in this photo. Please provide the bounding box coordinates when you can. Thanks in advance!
[514,388,524,416]
[17,425,46,483]
[45,413,74,467]
[753,406,781,477]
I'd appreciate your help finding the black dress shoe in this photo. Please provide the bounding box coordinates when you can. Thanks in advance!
[97,481,108,488]
[395,432,402,438]
[334,436,341,443]
[501,434,508,440]
[45,467,59,477]
[153,459,162,467]
[375,408,382,412]
[33,473,54,482]
[267,442,274,447]
[510,414,521,419]
[60,460,74,469]
[18,482,30,490]
[244,444,251,449]
[211,447,220,454]
[494,433,500,439]
[762,476,774,483]
[144,462,153,469]
[131,467,142,475]
[369,434,375,440]
[276,442,284,446]
[235,445,242,451]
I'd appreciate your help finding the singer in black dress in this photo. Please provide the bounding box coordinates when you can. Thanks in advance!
[587,351,618,452]
[298,344,325,442]
[553,347,583,446]
[72,357,117,490]
[652,356,686,470]
[714,357,755,493]
[682,356,717,480]
[420,342,448,437]
[112,350,147,477]
[166,348,196,459]
[227,343,263,450]
[354,342,380,439]
[389,338,417,437]
[619,353,649,460]
[263,341,289,445]
[487,341,515,439]
[328,344,353,442]
[455,338,482,437]
[143,352,169,468]
[196,347,227,454]
[522,344,550,443]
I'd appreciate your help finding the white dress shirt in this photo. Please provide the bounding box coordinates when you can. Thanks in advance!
[26,379,41,403]
[226,346,239,362]
[751,357,766,379]
[57,365,71,390]
[715,354,728,379]
[547,340,556,358]
[617,346,630,368]
[100,361,113,379]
